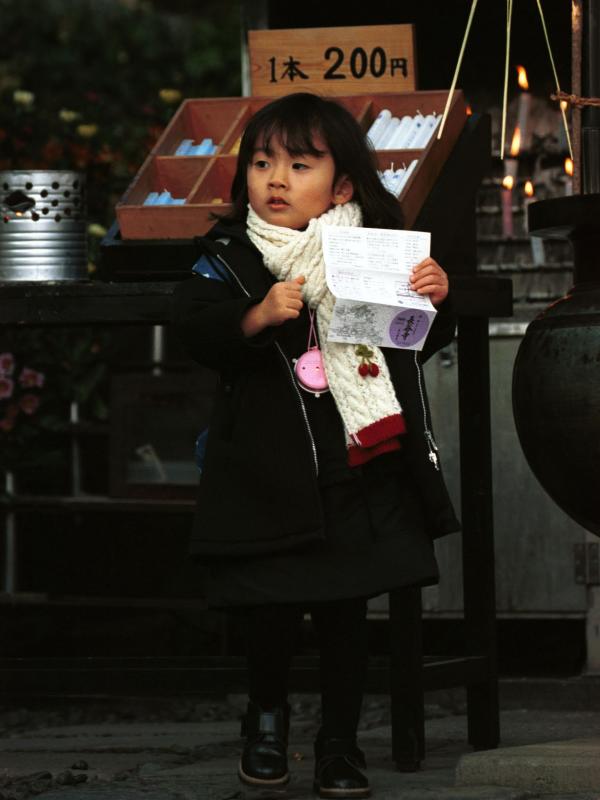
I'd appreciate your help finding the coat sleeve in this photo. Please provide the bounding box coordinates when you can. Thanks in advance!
[419,293,456,363]
[170,274,277,372]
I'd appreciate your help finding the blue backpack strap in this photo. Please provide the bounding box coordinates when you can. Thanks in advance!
[192,254,226,281]
[195,427,209,472]
[192,236,233,284]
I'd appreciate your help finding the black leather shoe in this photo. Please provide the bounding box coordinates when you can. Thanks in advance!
[313,737,370,798]
[238,701,290,786]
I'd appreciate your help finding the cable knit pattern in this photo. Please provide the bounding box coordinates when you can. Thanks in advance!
[246,203,405,452]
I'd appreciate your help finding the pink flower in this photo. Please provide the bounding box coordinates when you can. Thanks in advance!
[19,367,45,388]
[0,353,14,376]
[19,394,40,415]
[0,377,14,399]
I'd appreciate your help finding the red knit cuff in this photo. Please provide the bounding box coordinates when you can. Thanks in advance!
[353,413,406,448]
[347,436,402,467]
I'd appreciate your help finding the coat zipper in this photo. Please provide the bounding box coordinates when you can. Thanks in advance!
[413,351,440,471]
[215,252,319,477]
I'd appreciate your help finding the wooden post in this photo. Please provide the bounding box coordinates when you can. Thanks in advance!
[389,587,424,771]
[457,317,500,750]
[2,471,17,594]
[572,0,583,194]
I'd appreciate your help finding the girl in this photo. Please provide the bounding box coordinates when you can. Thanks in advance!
[172,92,459,798]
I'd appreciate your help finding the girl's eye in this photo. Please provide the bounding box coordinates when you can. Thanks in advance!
[254,159,269,169]
[292,162,309,171]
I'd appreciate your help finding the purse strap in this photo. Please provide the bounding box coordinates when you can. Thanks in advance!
[307,307,319,350]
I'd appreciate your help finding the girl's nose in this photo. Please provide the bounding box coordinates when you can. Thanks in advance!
[268,167,287,188]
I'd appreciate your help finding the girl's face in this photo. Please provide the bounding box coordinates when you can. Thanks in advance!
[246,134,353,229]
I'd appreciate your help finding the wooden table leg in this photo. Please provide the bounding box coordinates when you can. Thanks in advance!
[389,586,424,771]
[457,316,500,750]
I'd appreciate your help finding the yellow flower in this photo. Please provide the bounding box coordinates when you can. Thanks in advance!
[77,123,98,138]
[159,88,182,104]
[87,223,107,238]
[59,108,80,123]
[13,90,34,107]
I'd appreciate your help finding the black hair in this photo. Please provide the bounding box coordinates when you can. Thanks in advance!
[224,92,404,230]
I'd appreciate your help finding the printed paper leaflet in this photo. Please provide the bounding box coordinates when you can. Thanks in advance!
[322,226,437,351]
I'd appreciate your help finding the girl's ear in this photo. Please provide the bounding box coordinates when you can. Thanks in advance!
[332,175,354,205]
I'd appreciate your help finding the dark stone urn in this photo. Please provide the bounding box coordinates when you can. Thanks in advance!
[512,194,600,535]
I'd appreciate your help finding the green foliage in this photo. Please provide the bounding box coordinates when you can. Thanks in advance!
[0,0,242,263]
[0,0,242,473]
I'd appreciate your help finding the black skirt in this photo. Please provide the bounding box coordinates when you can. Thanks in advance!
[200,451,439,608]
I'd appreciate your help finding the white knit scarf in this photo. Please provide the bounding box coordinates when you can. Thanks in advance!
[246,202,406,462]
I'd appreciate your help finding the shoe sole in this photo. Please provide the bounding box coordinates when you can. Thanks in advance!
[313,782,371,798]
[238,761,290,786]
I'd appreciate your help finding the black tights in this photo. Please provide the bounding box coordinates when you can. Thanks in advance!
[244,596,368,740]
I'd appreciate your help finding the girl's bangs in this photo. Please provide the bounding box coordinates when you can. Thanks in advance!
[252,112,326,157]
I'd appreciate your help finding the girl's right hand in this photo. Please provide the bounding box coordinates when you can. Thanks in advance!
[261,276,305,325]
[241,276,305,336]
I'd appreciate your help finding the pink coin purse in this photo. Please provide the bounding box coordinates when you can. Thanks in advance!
[293,309,329,397]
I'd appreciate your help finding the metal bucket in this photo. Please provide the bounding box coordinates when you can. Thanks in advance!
[0,170,87,281]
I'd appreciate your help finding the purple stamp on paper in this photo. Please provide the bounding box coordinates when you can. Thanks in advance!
[389,311,429,348]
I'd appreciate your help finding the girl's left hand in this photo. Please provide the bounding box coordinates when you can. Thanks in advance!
[410,257,449,307]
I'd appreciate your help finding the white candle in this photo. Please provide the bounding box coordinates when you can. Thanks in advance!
[385,116,413,149]
[411,115,439,149]
[378,167,398,193]
[516,94,531,149]
[564,157,574,196]
[401,114,426,149]
[395,159,419,196]
[515,66,531,151]
[367,109,392,148]
[523,180,545,266]
[501,179,514,239]
[376,117,401,149]
[501,159,518,239]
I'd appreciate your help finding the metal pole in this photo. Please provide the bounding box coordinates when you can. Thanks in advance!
[2,470,17,594]
[152,325,165,377]
[582,0,600,192]
[572,0,583,194]
[70,401,82,496]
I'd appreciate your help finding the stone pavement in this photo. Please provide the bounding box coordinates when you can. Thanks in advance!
[0,689,599,800]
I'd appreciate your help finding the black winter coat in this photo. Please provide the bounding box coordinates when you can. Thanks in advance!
[171,220,460,558]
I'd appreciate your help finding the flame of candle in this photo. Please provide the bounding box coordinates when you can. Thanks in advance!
[565,157,574,176]
[502,175,514,191]
[524,180,534,197]
[560,100,568,112]
[466,104,473,116]
[517,65,529,91]
[510,127,521,157]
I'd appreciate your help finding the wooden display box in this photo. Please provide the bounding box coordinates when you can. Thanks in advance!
[116,91,467,241]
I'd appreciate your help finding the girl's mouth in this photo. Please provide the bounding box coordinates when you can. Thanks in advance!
[268,197,289,208]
